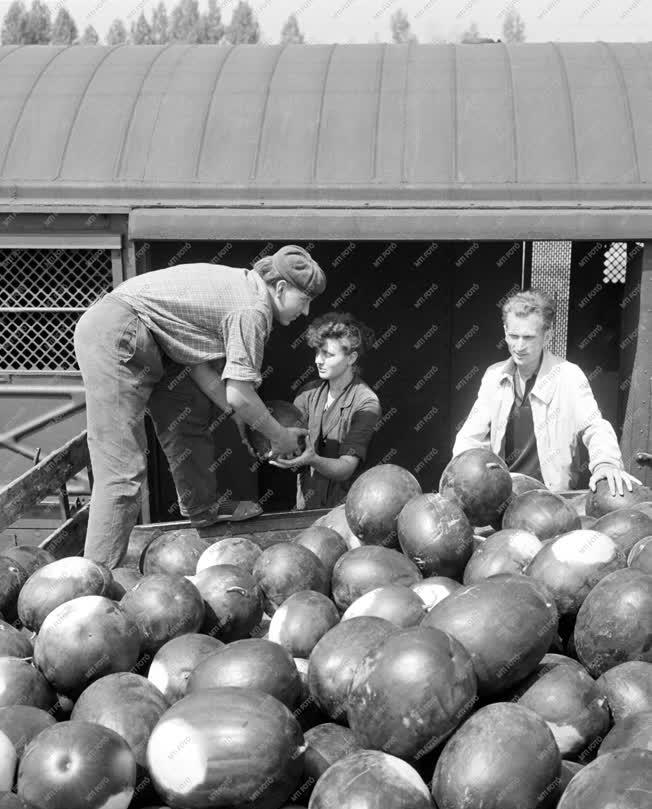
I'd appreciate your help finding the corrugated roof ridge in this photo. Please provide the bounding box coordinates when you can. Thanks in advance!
[55,46,121,180]
[601,41,641,184]
[550,42,579,183]
[194,45,236,180]
[0,47,65,177]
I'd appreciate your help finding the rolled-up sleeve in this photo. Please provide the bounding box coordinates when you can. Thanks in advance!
[340,398,382,461]
[221,309,269,386]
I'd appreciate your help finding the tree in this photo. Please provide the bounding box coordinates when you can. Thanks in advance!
[502,5,526,43]
[80,25,99,45]
[50,6,77,45]
[390,9,416,44]
[170,0,201,43]
[201,0,223,43]
[461,22,481,43]
[151,1,169,44]
[131,11,154,44]
[280,13,304,44]
[226,1,260,45]
[1,1,28,44]
[25,0,51,44]
[106,18,128,46]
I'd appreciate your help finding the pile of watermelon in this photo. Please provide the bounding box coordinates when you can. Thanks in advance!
[0,447,651,809]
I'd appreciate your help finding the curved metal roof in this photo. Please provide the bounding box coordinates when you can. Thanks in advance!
[0,42,651,209]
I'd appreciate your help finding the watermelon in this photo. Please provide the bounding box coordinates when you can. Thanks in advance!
[71,673,169,766]
[592,508,652,556]
[463,528,542,585]
[120,573,205,656]
[0,732,16,792]
[346,626,477,760]
[311,505,361,550]
[17,721,136,809]
[556,749,652,809]
[308,750,432,809]
[586,480,652,518]
[0,619,33,658]
[596,661,652,722]
[627,536,652,574]
[193,563,263,642]
[510,472,547,496]
[502,489,581,540]
[345,464,422,547]
[330,546,421,612]
[147,688,305,809]
[0,706,57,758]
[422,574,558,695]
[294,527,348,575]
[341,585,426,627]
[33,595,141,696]
[598,710,652,756]
[268,590,340,658]
[247,400,306,459]
[196,537,262,574]
[140,529,209,576]
[289,723,360,804]
[17,557,113,632]
[574,568,652,677]
[525,530,624,615]
[439,448,512,526]
[147,633,224,705]
[187,638,302,710]
[0,658,56,711]
[432,703,561,809]
[397,493,473,579]
[0,546,55,578]
[410,577,462,611]
[253,544,329,615]
[308,617,398,722]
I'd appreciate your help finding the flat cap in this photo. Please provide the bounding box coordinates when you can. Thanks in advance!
[272,245,326,298]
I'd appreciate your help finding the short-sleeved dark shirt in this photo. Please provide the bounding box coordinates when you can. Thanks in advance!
[111,264,273,386]
[293,376,382,510]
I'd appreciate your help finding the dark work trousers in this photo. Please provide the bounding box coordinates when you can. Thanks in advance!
[74,294,220,568]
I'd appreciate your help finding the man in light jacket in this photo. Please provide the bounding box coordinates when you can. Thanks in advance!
[452,289,639,494]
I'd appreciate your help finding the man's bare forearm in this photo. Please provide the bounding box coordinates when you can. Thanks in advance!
[226,380,285,442]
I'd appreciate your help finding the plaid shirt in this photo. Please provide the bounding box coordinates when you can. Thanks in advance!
[111,264,273,386]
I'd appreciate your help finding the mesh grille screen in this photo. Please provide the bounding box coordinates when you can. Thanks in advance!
[530,241,572,358]
[603,242,627,283]
[0,248,114,371]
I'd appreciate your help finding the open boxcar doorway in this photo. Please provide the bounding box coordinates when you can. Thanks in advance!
[137,239,525,520]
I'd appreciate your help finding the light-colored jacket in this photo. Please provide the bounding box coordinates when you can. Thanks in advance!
[452,351,623,491]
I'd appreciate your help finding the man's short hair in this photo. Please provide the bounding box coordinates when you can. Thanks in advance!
[502,288,556,331]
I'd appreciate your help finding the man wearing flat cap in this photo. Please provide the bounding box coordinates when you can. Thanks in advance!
[75,245,326,568]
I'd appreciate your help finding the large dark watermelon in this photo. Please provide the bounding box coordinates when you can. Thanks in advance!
[463,528,542,585]
[596,661,652,722]
[0,706,57,757]
[422,574,558,695]
[147,688,305,809]
[294,526,348,575]
[586,479,652,518]
[397,493,473,579]
[309,750,433,809]
[346,626,477,760]
[439,449,512,526]
[556,749,652,809]
[253,544,329,615]
[0,619,33,658]
[341,584,426,627]
[574,568,652,677]
[330,546,422,612]
[268,590,340,658]
[432,703,562,809]
[345,464,421,547]
[510,472,547,497]
[247,400,306,459]
[526,530,624,615]
[193,563,263,641]
[308,617,398,722]
[147,633,224,705]
[140,529,209,576]
[628,536,652,573]
[598,710,652,756]
[196,537,262,574]
[592,508,652,557]
[502,489,582,539]
[187,638,302,710]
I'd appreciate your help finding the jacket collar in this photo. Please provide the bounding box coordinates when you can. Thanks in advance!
[499,350,561,404]
[309,375,360,445]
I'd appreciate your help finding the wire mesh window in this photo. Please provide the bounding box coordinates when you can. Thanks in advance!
[603,243,628,284]
[0,248,114,371]
[530,241,573,359]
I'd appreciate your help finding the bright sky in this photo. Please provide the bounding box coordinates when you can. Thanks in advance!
[2,0,650,44]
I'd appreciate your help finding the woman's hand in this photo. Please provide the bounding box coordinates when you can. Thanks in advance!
[270,436,317,469]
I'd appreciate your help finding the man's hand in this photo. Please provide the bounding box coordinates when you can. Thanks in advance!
[232,412,257,459]
[268,426,309,460]
[270,436,316,469]
[589,465,641,496]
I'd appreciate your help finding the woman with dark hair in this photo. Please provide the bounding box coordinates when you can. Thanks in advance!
[272,312,382,509]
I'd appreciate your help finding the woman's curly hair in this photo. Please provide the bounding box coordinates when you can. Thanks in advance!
[306,312,375,366]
